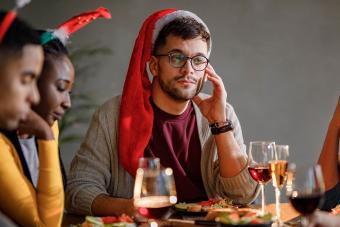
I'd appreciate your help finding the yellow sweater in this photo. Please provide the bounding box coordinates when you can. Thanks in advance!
[0,122,64,227]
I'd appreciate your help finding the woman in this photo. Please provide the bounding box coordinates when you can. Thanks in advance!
[15,33,74,189]
[318,97,340,210]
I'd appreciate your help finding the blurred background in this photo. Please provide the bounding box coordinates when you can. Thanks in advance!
[2,0,339,202]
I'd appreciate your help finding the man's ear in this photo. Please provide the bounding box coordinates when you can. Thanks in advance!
[149,56,159,77]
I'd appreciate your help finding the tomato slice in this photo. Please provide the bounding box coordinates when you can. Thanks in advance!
[118,214,134,223]
[101,216,117,224]
[199,201,213,206]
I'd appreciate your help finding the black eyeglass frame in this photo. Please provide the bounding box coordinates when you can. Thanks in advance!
[155,52,209,71]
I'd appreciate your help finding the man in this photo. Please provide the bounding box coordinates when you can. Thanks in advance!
[66,9,259,216]
[0,11,43,131]
[0,9,44,227]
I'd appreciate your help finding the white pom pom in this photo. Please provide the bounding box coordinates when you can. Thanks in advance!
[15,0,31,9]
[52,28,69,45]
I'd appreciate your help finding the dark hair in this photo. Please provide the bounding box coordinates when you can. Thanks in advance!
[38,30,68,57]
[37,30,69,78]
[0,10,40,56]
[153,17,210,55]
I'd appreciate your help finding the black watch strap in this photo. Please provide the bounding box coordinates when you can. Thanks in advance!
[209,120,234,135]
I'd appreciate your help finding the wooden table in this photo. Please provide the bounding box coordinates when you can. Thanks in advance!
[265,203,299,223]
[62,203,300,226]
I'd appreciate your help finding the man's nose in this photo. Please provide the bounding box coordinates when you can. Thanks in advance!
[29,83,40,105]
[180,59,194,75]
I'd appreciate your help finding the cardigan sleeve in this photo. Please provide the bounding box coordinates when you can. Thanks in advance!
[201,103,259,204]
[0,129,63,227]
[65,102,116,215]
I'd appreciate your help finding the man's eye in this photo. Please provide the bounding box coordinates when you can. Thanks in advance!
[193,56,206,65]
[21,74,34,85]
[171,54,185,64]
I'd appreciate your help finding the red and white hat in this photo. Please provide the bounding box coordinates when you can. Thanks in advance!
[40,7,111,45]
[0,0,31,43]
[118,9,212,176]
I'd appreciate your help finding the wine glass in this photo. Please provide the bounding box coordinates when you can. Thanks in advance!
[138,157,161,170]
[287,164,325,227]
[248,141,275,216]
[269,144,289,226]
[133,158,177,226]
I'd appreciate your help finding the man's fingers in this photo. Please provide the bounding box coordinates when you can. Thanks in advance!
[192,95,203,105]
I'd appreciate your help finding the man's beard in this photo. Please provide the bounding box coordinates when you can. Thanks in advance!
[158,75,198,101]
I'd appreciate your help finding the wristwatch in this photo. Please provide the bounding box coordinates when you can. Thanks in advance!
[209,120,234,135]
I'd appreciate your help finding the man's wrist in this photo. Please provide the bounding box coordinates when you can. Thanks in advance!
[208,115,227,124]
[209,120,234,135]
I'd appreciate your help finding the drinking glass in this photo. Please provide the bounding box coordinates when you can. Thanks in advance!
[287,164,325,227]
[248,141,275,215]
[138,157,161,170]
[269,144,289,226]
[133,158,177,226]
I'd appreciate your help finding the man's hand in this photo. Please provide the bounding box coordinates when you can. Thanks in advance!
[92,195,146,220]
[193,64,227,123]
[17,110,54,140]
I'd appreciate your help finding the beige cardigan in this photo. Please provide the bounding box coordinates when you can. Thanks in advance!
[66,95,259,215]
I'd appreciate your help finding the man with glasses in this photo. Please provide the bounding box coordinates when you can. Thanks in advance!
[66,9,259,216]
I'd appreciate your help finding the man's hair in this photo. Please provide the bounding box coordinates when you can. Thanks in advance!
[0,10,40,56]
[153,17,210,55]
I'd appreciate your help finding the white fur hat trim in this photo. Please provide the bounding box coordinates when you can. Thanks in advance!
[152,10,212,57]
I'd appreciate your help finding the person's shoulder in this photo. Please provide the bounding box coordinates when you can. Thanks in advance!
[99,95,121,111]
[0,131,9,144]
[0,131,17,159]
[95,95,121,119]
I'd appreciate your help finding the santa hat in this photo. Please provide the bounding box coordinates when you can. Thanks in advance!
[119,9,212,176]
[0,0,31,43]
[40,7,111,45]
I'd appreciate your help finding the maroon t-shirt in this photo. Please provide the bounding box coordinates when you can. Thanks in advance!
[144,100,208,202]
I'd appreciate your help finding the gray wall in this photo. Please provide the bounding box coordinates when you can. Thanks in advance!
[2,0,340,202]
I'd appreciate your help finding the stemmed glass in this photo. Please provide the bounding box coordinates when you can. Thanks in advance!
[287,164,325,227]
[269,145,289,226]
[133,158,177,226]
[248,141,275,216]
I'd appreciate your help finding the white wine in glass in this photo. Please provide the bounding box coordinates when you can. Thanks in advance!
[269,144,289,226]
[270,160,288,189]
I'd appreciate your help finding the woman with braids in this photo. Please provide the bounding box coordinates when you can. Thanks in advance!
[0,7,110,227]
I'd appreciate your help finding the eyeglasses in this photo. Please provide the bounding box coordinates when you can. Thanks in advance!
[155,52,209,71]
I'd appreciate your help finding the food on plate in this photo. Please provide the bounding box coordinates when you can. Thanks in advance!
[206,208,273,225]
[331,204,340,215]
[76,213,136,227]
[187,204,202,212]
[175,198,234,213]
